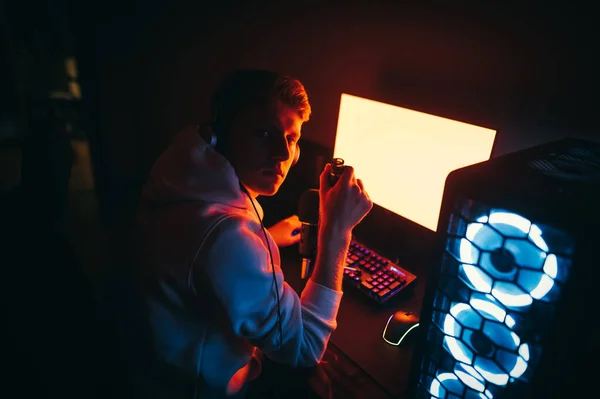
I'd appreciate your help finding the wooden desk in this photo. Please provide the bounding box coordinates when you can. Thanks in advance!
[278,246,430,399]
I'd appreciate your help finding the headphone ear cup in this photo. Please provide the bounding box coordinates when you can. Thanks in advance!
[199,123,218,148]
[292,144,300,166]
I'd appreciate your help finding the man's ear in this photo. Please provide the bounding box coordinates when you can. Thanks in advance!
[292,143,300,166]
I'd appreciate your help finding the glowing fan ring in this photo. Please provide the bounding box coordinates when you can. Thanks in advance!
[429,372,492,399]
[458,211,556,306]
[443,303,530,386]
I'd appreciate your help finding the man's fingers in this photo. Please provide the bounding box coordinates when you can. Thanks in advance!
[339,165,355,185]
[357,179,365,191]
[319,163,332,190]
[356,179,372,211]
[288,215,301,228]
[289,234,301,245]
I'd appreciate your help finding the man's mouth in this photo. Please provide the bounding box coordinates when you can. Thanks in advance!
[261,168,284,178]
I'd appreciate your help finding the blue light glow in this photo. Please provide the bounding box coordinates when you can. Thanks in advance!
[430,373,458,398]
[528,224,549,251]
[481,320,519,351]
[459,210,558,307]
[461,262,493,293]
[544,254,558,278]
[444,304,475,364]
[487,211,530,237]
[510,332,520,346]
[510,348,528,378]
[474,358,510,386]
[426,207,568,398]
[491,283,533,307]
[441,300,530,388]
[470,297,506,322]
[455,363,486,392]
[444,336,474,365]
[505,314,516,328]
[519,344,530,361]
[453,301,484,330]
[430,370,492,399]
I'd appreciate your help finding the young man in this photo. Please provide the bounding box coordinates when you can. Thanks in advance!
[132,69,372,398]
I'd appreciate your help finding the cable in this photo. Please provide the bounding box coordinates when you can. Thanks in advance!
[242,186,283,399]
[241,185,284,354]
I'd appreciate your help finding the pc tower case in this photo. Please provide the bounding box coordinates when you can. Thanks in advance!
[407,138,600,399]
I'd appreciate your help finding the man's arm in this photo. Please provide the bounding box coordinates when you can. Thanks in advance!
[310,224,351,293]
[310,164,373,292]
[198,216,343,368]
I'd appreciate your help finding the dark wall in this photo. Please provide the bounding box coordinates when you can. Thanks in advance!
[69,0,599,221]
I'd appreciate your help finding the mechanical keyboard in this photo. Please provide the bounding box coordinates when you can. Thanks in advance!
[343,239,417,304]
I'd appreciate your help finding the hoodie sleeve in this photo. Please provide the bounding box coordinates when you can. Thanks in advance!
[195,216,342,368]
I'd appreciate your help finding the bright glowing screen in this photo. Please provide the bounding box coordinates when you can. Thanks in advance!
[333,94,497,231]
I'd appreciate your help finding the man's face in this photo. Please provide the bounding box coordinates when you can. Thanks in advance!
[227,100,303,197]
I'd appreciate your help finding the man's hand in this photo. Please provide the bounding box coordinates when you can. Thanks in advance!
[319,164,373,235]
[267,215,302,247]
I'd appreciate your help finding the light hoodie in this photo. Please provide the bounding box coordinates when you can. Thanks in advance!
[132,125,343,398]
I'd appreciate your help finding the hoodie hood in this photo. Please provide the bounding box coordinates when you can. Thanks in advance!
[142,125,255,212]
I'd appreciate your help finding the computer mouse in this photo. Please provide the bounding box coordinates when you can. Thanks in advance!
[382,311,420,346]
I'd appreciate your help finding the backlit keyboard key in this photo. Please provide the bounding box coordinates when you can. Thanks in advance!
[345,240,417,305]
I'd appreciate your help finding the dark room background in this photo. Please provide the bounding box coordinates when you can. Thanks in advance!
[63,0,599,224]
[2,0,598,223]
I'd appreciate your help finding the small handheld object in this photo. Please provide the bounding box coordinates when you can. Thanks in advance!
[329,158,345,186]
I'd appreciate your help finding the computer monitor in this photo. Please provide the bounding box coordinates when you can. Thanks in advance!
[333,94,497,232]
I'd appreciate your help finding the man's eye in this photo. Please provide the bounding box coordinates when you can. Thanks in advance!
[256,131,269,138]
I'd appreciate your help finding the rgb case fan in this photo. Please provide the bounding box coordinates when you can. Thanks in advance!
[407,138,600,399]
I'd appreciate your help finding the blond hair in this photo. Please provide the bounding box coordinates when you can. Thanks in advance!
[210,69,311,133]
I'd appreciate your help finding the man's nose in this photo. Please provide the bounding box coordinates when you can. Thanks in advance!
[270,136,291,161]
